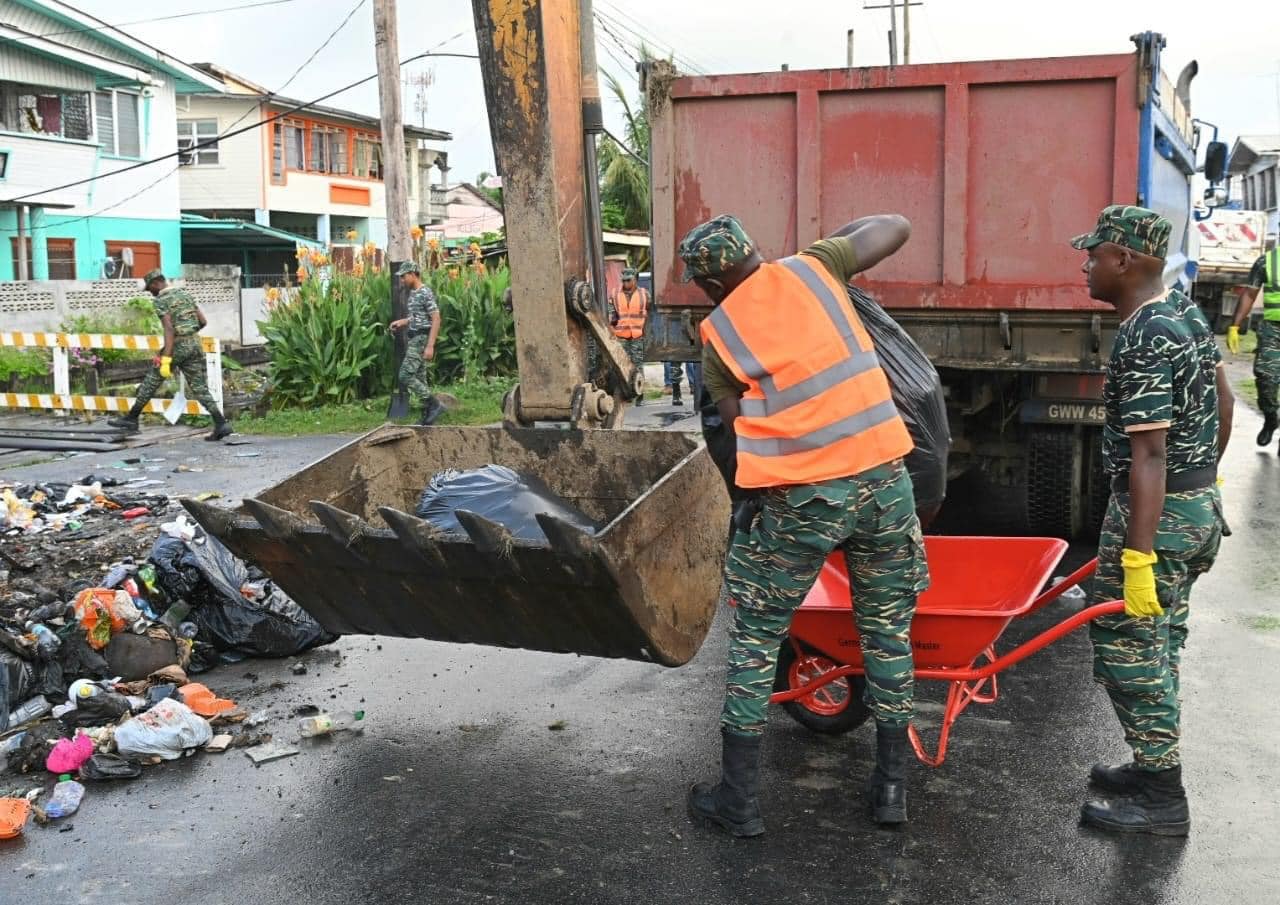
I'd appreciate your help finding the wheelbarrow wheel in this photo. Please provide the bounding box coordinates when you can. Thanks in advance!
[775,640,872,735]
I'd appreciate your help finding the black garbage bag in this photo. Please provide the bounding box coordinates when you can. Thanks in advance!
[0,649,36,733]
[846,286,950,518]
[80,753,142,781]
[148,533,336,665]
[61,692,131,729]
[415,465,599,541]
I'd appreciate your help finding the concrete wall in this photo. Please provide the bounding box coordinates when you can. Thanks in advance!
[176,95,264,211]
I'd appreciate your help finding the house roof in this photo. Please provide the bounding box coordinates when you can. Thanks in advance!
[1228,135,1280,175]
[191,63,452,142]
[180,213,323,251]
[447,183,502,211]
[7,0,227,93]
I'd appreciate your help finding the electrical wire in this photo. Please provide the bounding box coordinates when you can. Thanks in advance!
[10,0,304,41]
[2,51,479,208]
[594,11,703,75]
[593,2,717,74]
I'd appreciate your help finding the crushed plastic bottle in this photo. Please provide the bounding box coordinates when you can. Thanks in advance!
[42,776,85,819]
[1052,577,1087,604]
[25,622,61,658]
[7,696,52,729]
[103,563,131,589]
[298,710,366,739]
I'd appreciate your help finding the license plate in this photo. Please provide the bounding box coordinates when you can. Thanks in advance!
[1020,399,1106,425]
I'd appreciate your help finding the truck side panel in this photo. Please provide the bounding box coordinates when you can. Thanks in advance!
[651,55,1141,313]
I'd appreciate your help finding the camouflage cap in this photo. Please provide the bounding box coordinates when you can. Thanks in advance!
[621,267,637,279]
[395,261,421,277]
[1071,204,1171,259]
[677,215,755,282]
[142,269,165,285]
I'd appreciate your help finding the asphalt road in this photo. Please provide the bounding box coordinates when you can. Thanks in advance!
[2,404,1279,904]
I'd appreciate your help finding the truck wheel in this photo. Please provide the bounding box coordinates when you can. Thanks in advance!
[1026,425,1082,538]
[774,639,872,735]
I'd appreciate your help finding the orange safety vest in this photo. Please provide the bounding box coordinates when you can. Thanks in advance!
[699,254,912,489]
[612,287,648,339]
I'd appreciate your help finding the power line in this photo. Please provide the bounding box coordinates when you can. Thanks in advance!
[3,51,478,207]
[592,9,705,76]
[270,0,368,98]
[10,0,304,41]
[594,2,721,73]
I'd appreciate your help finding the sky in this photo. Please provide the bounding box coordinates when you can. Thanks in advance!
[61,0,1280,183]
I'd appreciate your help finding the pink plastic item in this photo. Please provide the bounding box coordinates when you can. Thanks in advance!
[46,734,94,774]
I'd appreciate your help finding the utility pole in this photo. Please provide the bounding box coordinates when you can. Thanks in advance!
[865,0,922,66]
[374,0,413,417]
[847,29,855,68]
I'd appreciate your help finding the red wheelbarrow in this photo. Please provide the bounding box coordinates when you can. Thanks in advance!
[769,536,1124,766]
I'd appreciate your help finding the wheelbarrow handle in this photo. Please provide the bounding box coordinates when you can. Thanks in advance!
[1026,557,1099,617]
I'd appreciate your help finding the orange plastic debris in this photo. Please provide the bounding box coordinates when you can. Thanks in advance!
[178,683,236,718]
[0,798,32,840]
[73,588,129,650]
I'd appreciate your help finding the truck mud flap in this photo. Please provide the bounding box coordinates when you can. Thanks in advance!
[181,425,730,667]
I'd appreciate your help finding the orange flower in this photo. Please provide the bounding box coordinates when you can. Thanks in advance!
[363,240,377,258]
[296,266,307,283]
[294,245,307,261]
[427,237,440,250]
[410,225,424,241]
[353,260,366,277]
[345,229,358,241]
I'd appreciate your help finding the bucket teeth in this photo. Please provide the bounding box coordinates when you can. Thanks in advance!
[377,506,450,569]
[180,497,240,540]
[309,501,370,550]
[535,513,597,559]
[243,498,308,542]
[454,509,524,574]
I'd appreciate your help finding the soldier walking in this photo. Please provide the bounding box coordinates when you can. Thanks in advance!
[1071,206,1233,836]
[389,263,444,425]
[1226,241,1280,447]
[680,213,929,836]
[108,269,232,441]
[609,268,648,405]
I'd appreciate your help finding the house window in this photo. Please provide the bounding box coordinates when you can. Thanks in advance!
[47,238,76,280]
[354,134,382,179]
[9,237,32,279]
[284,121,305,171]
[0,83,91,140]
[308,125,348,175]
[177,119,219,165]
[1267,168,1278,210]
[94,90,141,157]
[104,240,160,279]
[271,123,284,183]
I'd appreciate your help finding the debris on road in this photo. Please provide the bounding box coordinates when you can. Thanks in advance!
[244,742,299,765]
[0,797,31,838]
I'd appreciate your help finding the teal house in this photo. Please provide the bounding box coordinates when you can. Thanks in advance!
[0,0,225,282]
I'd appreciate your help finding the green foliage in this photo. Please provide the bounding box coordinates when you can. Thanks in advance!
[60,298,161,365]
[259,270,388,407]
[598,65,651,231]
[424,267,515,383]
[0,347,48,381]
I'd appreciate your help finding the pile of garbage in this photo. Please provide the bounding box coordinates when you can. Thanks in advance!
[1,476,171,538]
[0,516,339,839]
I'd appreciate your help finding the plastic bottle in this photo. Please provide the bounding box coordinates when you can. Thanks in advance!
[298,710,366,738]
[177,622,199,640]
[103,564,131,588]
[136,564,159,596]
[7,696,52,729]
[43,776,85,819]
[25,622,61,657]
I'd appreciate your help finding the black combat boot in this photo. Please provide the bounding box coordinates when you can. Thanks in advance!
[107,403,145,433]
[1080,765,1190,836]
[866,722,910,826]
[687,730,765,838]
[1089,761,1144,794]
[671,380,684,407]
[420,395,444,426]
[205,415,233,442]
[1258,413,1278,447]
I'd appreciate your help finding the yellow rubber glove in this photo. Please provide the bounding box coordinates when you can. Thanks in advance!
[1226,325,1240,354]
[1120,548,1162,618]
[159,356,172,379]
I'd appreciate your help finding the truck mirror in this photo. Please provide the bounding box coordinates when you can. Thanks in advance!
[1203,185,1228,208]
[1203,141,1228,183]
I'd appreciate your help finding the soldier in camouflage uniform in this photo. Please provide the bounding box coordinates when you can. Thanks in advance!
[108,269,232,441]
[389,262,443,425]
[1071,205,1232,837]
[609,268,648,405]
[1226,244,1280,446]
[680,214,928,837]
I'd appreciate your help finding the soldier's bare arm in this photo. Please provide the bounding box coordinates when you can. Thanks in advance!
[425,309,441,360]
[1215,365,1233,460]
[826,215,911,274]
[1230,286,1260,332]
[161,313,175,358]
[196,307,208,329]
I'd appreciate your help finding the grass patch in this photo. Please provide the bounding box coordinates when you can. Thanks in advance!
[1238,330,1259,355]
[1236,377,1258,407]
[1246,614,1280,632]
[234,378,513,436]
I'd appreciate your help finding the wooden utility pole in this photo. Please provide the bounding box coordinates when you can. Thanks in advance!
[374,0,413,416]
[902,0,910,62]
[847,29,855,68]
[865,0,922,66]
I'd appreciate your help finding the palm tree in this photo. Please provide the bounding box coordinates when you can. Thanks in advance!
[598,62,651,231]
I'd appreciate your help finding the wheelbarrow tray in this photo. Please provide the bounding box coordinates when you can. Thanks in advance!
[790,536,1070,670]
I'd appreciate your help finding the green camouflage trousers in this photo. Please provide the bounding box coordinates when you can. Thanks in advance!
[1254,320,1280,416]
[620,337,645,369]
[722,460,929,735]
[399,334,432,399]
[133,336,223,420]
[1090,486,1223,770]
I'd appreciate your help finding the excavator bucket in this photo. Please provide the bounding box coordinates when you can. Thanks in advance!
[182,425,730,667]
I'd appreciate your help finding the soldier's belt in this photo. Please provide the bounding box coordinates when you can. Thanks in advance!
[407,329,429,338]
[1111,465,1215,495]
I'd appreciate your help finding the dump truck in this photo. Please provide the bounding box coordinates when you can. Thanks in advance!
[182,0,730,667]
[1191,208,1268,331]
[645,33,1230,538]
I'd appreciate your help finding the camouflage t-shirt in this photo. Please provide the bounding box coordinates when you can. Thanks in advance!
[407,286,439,333]
[152,287,202,336]
[1102,288,1220,477]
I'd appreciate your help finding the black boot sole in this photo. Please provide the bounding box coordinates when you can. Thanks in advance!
[1079,810,1190,837]
[686,803,766,838]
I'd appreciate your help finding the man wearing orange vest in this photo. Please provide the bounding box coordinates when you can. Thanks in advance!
[681,214,929,836]
[610,267,648,404]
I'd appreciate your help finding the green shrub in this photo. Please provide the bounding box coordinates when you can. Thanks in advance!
[60,298,161,365]
[425,267,514,383]
[0,347,49,381]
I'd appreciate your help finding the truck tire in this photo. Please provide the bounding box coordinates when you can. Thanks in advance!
[774,639,872,735]
[1026,425,1083,539]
